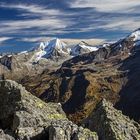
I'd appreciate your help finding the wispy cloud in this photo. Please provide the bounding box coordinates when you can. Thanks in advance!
[69,0,140,35]
[81,16,140,32]
[0,3,75,36]
[0,37,11,44]
[1,1,140,36]
[17,37,51,43]
[0,3,63,16]
[70,0,140,13]
[0,18,69,32]
[18,37,106,45]
[100,19,140,31]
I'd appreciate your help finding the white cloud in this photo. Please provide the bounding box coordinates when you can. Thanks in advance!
[68,16,140,33]
[18,37,105,46]
[0,4,61,16]
[17,37,51,42]
[1,18,67,30]
[71,0,140,13]
[0,17,74,36]
[103,21,140,31]
[0,1,140,41]
[0,3,75,35]
[0,37,11,44]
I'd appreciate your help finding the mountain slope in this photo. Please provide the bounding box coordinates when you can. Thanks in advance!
[20,29,140,124]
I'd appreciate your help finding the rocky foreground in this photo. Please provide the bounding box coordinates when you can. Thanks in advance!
[0,80,139,140]
[84,99,140,140]
[0,80,98,140]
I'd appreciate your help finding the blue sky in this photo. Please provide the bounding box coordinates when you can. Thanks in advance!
[0,0,140,52]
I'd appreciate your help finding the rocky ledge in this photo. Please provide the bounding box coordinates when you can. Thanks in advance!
[0,80,98,140]
[84,99,140,140]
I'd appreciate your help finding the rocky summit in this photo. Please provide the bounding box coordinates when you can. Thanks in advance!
[0,80,98,140]
[84,99,140,140]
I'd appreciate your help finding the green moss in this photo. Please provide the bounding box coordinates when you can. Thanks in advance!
[47,113,66,120]
[83,128,97,137]
[34,98,46,109]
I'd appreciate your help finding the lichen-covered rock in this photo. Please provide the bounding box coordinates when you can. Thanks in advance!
[0,80,67,139]
[0,80,98,140]
[48,120,98,140]
[84,99,140,140]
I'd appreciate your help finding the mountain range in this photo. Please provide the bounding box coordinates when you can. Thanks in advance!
[0,29,140,139]
[19,38,99,62]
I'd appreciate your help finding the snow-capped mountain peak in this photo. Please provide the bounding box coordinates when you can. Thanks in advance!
[48,38,66,50]
[30,38,71,62]
[128,29,140,47]
[129,29,140,41]
[45,38,68,54]
[71,41,99,56]
[43,38,70,58]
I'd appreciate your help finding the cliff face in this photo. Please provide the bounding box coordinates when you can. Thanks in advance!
[0,80,98,140]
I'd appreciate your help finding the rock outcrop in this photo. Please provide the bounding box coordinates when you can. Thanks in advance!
[0,80,98,140]
[84,99,140,140]
[48,120,98,140]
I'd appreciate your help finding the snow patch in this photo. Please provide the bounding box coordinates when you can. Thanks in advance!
[18,51,28,55]
[71,41,99,56]
[33,50,46,62]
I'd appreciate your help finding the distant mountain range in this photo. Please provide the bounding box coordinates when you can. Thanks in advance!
[16,38,100,63]
[0,28,140,77]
